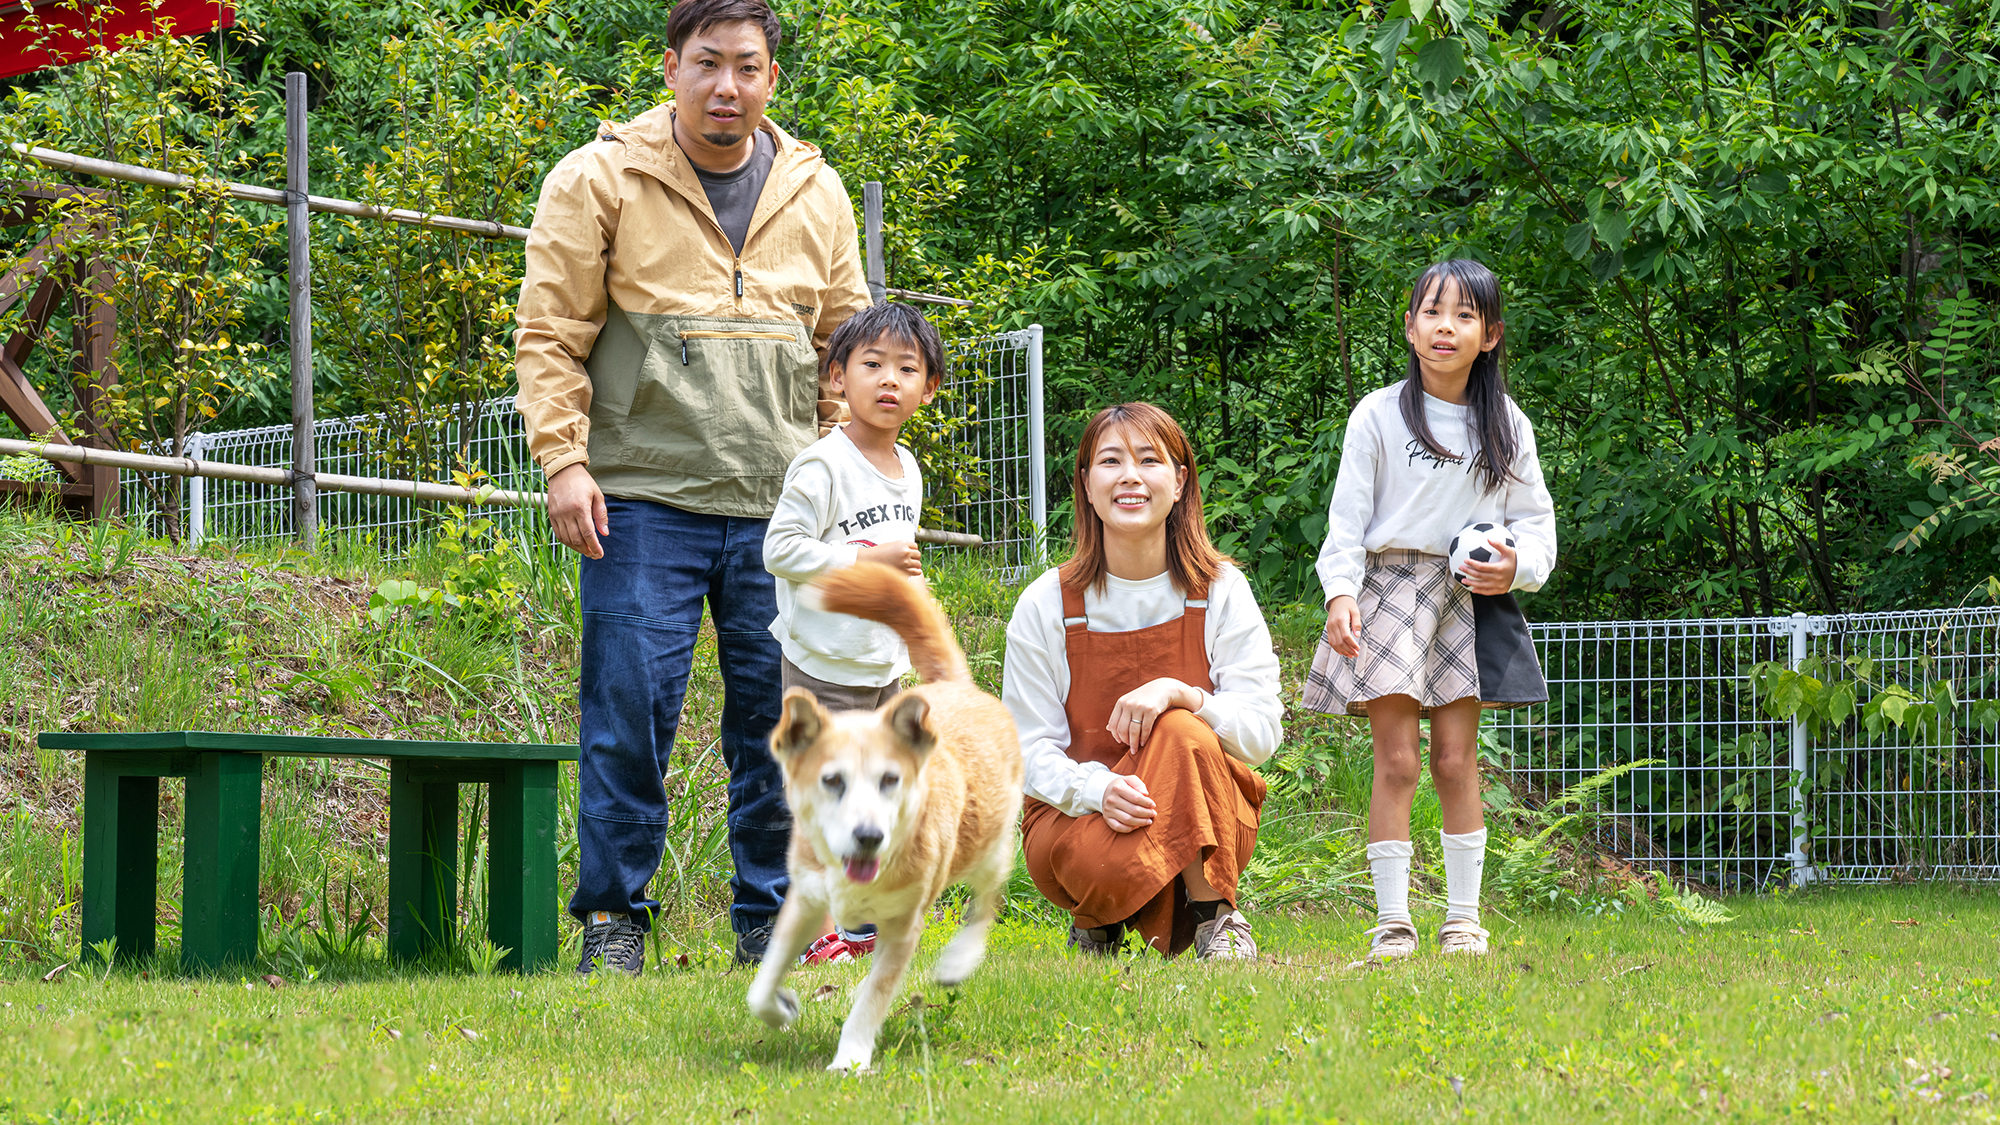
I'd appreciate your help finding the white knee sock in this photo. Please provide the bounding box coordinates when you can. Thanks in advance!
[1441,827,1489,925]
[1366,839,1415,928]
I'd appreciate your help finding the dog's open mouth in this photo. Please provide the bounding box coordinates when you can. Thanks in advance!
[844,858,881,884]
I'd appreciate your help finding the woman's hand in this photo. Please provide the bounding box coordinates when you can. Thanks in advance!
[1107,677,1204,752]
[1325,595,1361,658]
[1457,539,1518,595]
[1100,774,1156,833]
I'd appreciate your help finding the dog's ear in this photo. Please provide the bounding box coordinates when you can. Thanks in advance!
[770,688,826,761]
[885,693,936,758]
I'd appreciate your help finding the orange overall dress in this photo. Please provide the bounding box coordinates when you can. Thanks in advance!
[1020,579,1267,957]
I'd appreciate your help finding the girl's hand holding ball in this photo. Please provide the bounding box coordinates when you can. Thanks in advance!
[1457,538,1518,595]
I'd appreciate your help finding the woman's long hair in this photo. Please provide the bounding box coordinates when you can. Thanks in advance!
[1059,403,1228,597]
[1401,258,1521,491]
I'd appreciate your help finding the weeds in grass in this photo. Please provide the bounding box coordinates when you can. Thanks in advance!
[0,804,76,961]
[309,869,376,971]
[1629,871,1737,926]
[1241,811,1369,911]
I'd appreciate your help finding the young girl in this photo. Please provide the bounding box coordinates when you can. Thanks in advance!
[1305,259,1557,962]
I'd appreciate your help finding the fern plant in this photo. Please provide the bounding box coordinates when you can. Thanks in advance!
[1626,872,1736,927]
[1488,758,1664,912]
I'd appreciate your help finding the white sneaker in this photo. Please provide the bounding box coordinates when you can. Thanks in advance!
[1438,919,1490,955]
[1192,909,1257,961]
[1351,921,1419,967]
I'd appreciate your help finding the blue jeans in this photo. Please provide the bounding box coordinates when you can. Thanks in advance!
[571,497,789,935]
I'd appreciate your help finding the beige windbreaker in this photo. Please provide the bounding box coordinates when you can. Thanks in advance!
[513,103,871,518]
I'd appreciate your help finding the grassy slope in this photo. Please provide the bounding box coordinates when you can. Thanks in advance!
[4,889,1997,1121]
[0,508,1391,966]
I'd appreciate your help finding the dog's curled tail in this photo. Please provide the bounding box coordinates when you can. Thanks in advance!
[810,562,969,684]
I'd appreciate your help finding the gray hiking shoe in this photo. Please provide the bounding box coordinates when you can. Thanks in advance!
[734,924,774,966]
[576,910,645,976]
[1067,922,1126,956]
[1193,909,1257,961]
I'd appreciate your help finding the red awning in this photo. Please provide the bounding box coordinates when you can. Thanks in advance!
[2,0,237,81]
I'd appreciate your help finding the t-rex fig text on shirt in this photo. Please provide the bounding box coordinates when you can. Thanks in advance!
[837,502,920,537]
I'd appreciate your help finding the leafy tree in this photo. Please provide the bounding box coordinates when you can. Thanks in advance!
[0,9,279,538]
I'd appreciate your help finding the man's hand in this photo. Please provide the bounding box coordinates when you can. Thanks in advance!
[1325,594,1361,658]
[1101,774,1156,834]
[546,463,609,559]
[1457,539,1519,596]
[856,540,923,576]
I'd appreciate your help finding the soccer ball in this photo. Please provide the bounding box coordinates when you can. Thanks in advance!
[1447,522,1516,586]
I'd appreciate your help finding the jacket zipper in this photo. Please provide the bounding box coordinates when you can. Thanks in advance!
[679,328,799,365]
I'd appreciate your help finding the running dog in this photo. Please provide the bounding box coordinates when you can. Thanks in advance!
[745,561,1024,1073]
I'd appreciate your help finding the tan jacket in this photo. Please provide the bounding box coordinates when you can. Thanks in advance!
[513,103,871,517]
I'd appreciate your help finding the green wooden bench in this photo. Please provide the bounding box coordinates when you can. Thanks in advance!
[40,731,576,973]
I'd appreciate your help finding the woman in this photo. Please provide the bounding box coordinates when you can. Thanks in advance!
[1002,403,1284,959]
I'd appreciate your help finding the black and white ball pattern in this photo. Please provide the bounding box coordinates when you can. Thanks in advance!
[1447,522,1515,586]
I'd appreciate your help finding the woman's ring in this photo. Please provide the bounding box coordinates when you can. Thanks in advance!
[1130,718,1141,724]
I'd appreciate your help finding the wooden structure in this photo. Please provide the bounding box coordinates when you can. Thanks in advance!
[43,730,577,973]
[0,181,118,519]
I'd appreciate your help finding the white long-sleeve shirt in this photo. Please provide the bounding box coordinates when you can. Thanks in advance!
[764,427,923,686]
[1001,563,1284,818]
[1316,383,1558,604]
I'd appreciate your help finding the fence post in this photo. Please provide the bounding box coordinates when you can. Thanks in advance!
[185,433,205,548]
[1786,610,1815,886]
[1026,323,1046,564]
[862,180,885,306]
[286,72,317,550]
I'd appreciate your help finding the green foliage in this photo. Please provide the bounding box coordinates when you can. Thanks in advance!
[366,507,524,629]
[1626,871,1737,928]
[1238,823,1370,912]
[309,15,595,477]
[0,805,77,963]
[0,8,281,538]
[1486,829,1565,912]
[1751,653,2000,747]
[0,454,54,482]
[765,0,2000,614]
[1486,757,1665,912]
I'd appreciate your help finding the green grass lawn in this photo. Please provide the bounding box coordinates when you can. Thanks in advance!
[6,888,1997,1123]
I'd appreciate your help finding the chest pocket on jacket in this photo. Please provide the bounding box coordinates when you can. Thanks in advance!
[595,312,818,479]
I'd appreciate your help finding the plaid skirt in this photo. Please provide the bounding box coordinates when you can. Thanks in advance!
[1303,549,1545,717]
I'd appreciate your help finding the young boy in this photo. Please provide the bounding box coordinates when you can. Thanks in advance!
[764,301,945,965]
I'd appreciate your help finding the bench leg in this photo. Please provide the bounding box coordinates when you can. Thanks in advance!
[82,758,160,965]
[182,752,262,971]
[388,766,458,962]
[488,760,558,973]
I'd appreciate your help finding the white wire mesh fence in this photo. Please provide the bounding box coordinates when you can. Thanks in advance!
[928,325,1045,579]
[1485,606,2000,889]
[121,398,542,546]
[122,327,1046,570]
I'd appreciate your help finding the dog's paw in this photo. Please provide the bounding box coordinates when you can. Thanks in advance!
[747,986,800,1029]
[932,938,987,988]
[826,1048,874,1074]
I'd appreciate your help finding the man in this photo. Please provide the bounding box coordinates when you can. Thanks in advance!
[513,0,871,974]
